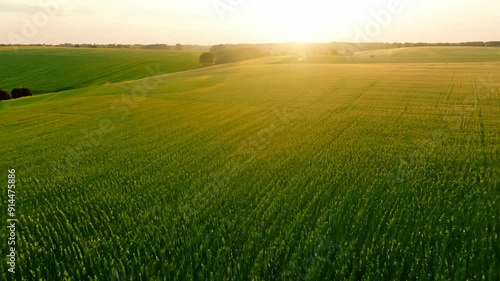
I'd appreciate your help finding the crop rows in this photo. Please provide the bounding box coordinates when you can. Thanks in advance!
[1,61,498,280]
[0,48,200,94]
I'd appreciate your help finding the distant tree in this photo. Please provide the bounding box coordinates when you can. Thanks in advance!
[457,41,485,47]
[11,88,32,99]
[175,43,183,50]
[485,41,500,47]
[143,44,170,50]
[0,89,11,101]
[330,49,341,56]
[209,44,226,53]
[199,52,216,65]
[215,48,263,64]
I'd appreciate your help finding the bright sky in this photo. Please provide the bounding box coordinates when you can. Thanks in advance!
[1,0,499,45]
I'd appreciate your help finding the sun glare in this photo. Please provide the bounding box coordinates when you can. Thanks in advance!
[275,15,325,42]
[259,2,360,42]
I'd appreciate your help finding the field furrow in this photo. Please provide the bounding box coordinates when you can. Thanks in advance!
[1,48,499,280]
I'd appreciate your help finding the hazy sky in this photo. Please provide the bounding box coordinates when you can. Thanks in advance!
[1,0,499,45]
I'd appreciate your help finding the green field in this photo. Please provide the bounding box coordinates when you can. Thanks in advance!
[0,47,201,94]
[1,47,499,280]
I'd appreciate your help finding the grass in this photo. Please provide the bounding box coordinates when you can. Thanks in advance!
[354,46,500,62]
[303,46,500,64]
[0,47,201,94]
[0,47,499,280]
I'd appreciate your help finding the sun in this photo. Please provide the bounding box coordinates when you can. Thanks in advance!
[275,16,325,42]
[259,2,358,42]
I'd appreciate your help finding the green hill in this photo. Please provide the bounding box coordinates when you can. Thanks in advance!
[0,47,498,280]
[0,47,201,94]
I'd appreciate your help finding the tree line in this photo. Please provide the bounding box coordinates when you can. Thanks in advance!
[2,41,499,52]
[199,41,500,65]
[199,45,264,65]
[0,43,210,51]
[0,88,32,101]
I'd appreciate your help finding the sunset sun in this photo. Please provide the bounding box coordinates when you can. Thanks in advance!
[2,0,499,279]
[260,2,359,42]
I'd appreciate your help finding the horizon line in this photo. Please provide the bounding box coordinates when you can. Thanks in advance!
[1,40,500,47]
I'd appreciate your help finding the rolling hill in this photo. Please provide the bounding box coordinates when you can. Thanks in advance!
[1,47,498,280]
[0,47,201,94]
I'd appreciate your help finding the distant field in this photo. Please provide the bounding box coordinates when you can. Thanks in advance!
[304,46,500,64]
[0,47,201,94]
[0,47,499,280]
[353,46,500,62]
